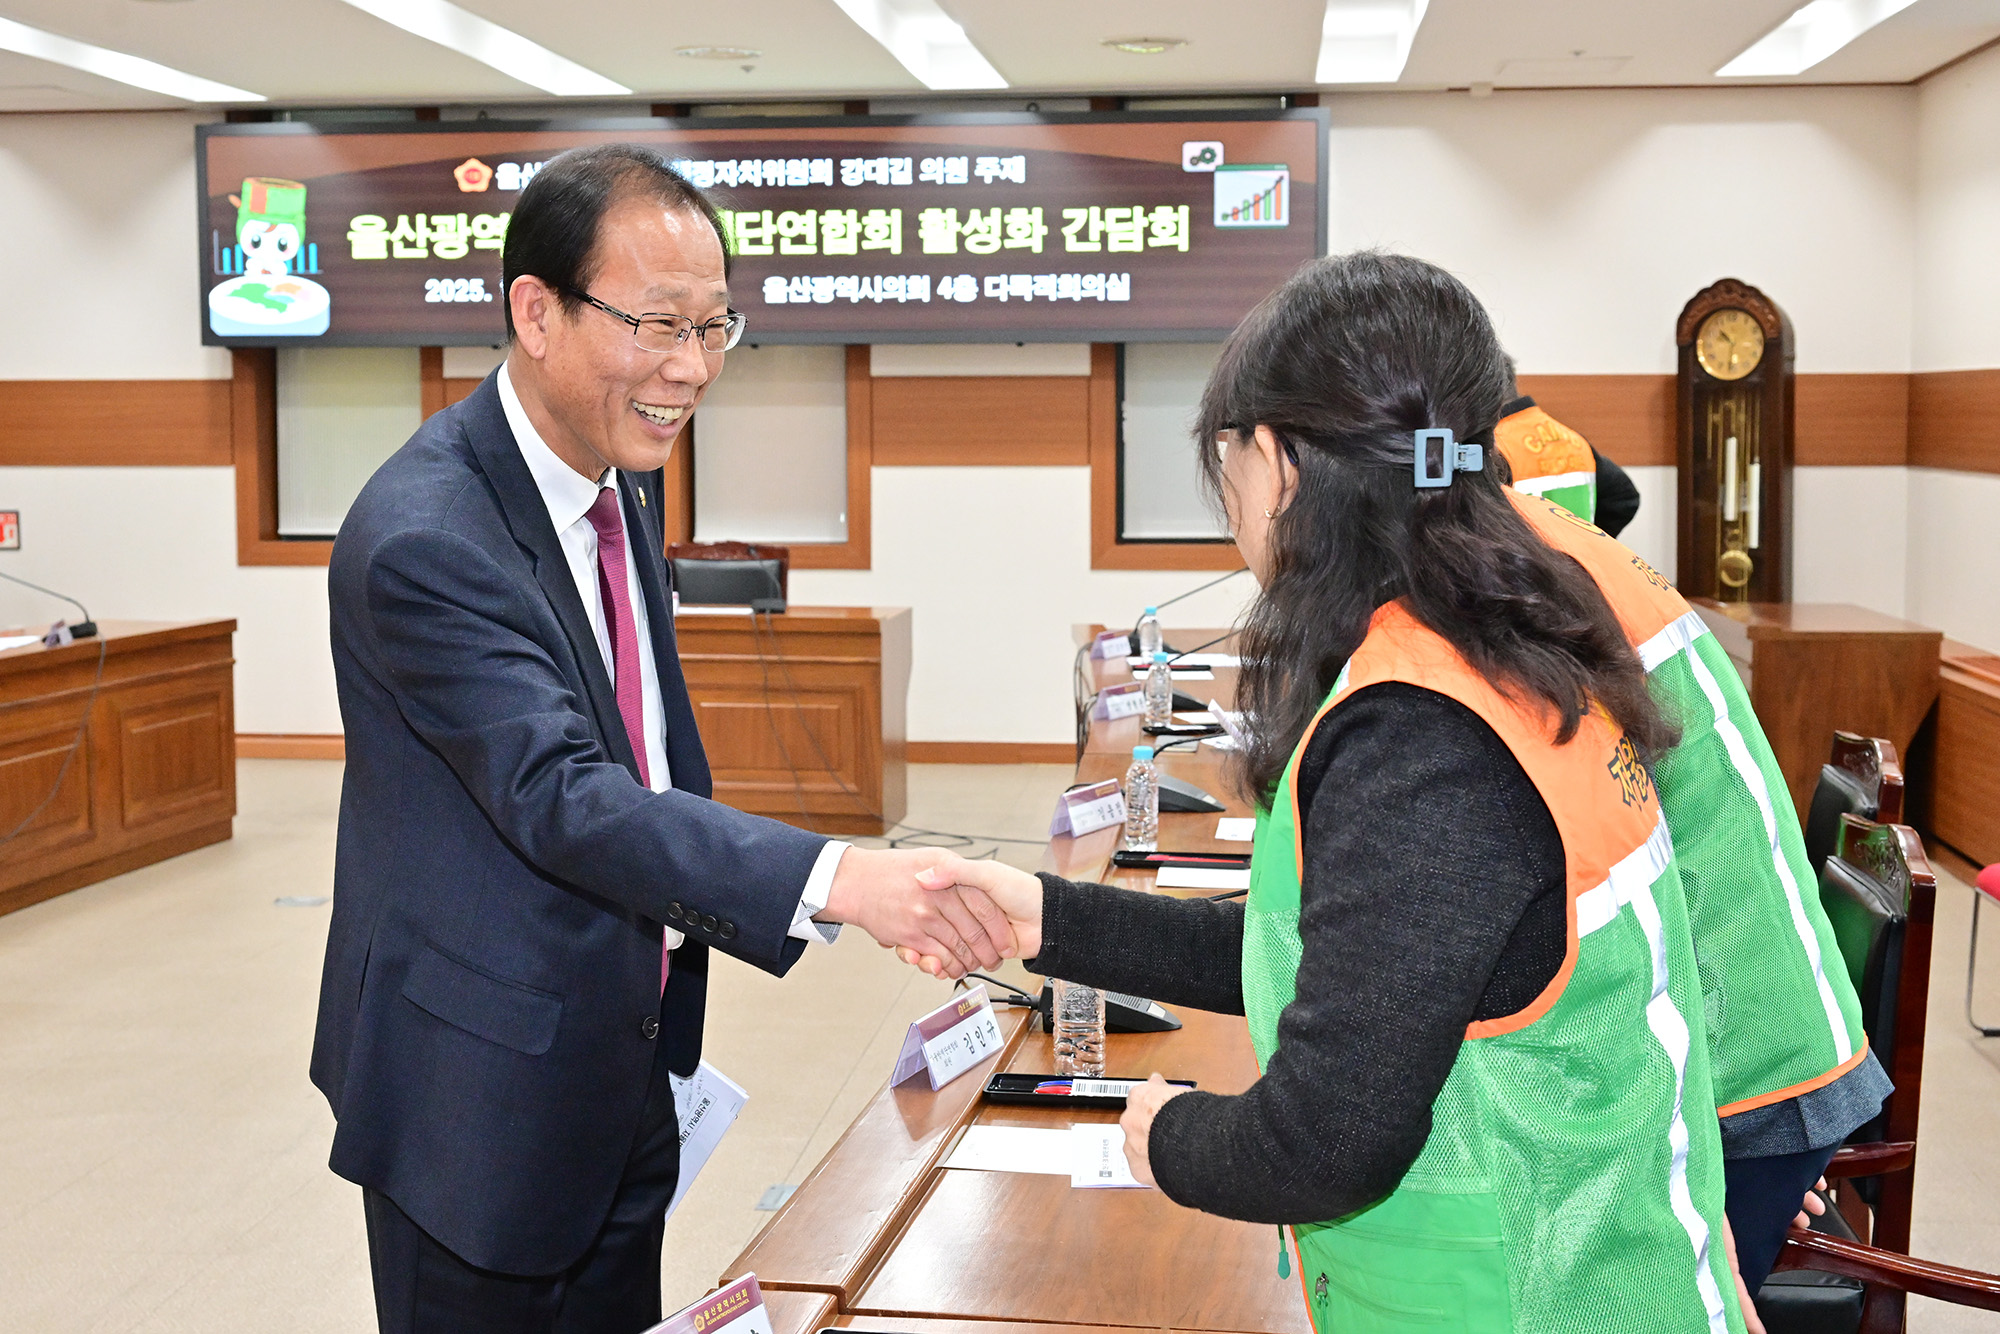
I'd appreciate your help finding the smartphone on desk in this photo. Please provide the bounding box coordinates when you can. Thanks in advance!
[983,1073,1197,1108]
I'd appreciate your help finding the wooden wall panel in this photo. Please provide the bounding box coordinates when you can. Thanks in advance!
[869,375,1090,466]
[1516,374,1675,466]
[1910,369,2000,475]
[1796,373,1908,466]
[0,380,232,466]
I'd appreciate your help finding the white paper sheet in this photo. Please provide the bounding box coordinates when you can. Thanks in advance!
[1154,866,1251,891]
[1071,1124,1148,1188]
[0,634,42,653]
[1215,818,1256,842]
[943,1125,1074,1176]
[665,1061,749,1219]
[1173,711,1217,725]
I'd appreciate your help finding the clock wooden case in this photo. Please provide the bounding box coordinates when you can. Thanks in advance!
[1675,278,1795,603]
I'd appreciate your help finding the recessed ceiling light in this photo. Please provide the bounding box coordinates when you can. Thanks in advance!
[335,0,629,97]
[1318,0,1429,83]
[1103,37,1187,55]
[1716,0,1919,78]
[676,45,763,61]
[0,15,263,101]
[829,0,1007,90]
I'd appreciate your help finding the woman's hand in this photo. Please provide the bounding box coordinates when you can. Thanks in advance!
[1720,1215,1768,1334]
[1795,1177,1829,1230]
[1119,1073,1192,1189]
[901,855,1044,975]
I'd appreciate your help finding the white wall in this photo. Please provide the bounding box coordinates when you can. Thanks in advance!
[1,82,1982,743]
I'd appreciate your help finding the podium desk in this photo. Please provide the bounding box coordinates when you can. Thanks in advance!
[1692,601,1941,821]
[0,619,236,918]
[726,622,1306,1331]
[674,606,909,837]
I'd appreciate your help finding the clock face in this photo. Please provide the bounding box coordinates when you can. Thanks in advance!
[1696,309,1766,381]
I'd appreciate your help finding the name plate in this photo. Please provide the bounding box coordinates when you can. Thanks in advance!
[892,986,1005,1091]
[645,1273,773,1334]
[1091,630,1132,659]
[1091,681,1146,721]
[1049,778,1127,837]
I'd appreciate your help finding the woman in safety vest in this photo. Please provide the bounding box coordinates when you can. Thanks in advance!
[916,252,1759,1333]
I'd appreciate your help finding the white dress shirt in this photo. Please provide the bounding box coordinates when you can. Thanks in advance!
[498,365,846,949]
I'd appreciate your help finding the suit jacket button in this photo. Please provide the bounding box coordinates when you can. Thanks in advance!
[641,1015,660,1039]
[719,921,737,940]
[666,902,684,922]
[701,914,718,932]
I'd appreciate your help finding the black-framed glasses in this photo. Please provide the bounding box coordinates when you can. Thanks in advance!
[566,288,746,353]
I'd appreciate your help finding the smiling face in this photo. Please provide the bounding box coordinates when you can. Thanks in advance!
[506,195,728,481]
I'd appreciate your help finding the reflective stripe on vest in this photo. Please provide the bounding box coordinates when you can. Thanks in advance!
[1496,404,1596,521]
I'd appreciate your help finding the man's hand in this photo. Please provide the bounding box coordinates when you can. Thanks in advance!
[1119,1073,1191,1189]
[1721,1215,1768,1334]
[817,847,1015,978]
[899,855,1045,976]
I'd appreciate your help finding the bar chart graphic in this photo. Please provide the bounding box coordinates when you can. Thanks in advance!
[1213,164,1290,228]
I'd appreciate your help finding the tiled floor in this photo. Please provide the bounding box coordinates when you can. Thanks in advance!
[2,758,1996,1331]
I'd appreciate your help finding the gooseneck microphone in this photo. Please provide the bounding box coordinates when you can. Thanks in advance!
[1147,565,1247,616]
[0,568,97,639]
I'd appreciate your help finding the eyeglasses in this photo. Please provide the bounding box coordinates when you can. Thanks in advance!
[565,288,746,353]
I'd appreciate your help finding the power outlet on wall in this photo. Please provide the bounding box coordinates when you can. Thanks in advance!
[0,511,17,550]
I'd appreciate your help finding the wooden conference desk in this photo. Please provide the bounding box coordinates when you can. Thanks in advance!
[0,619,236,918]
[674,606,910,838]
[725,626,1309,1331]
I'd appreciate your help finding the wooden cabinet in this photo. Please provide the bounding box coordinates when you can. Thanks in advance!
[0,620,236,917]
[1693,601,1941,821]
[673,607,909,837]
[1929,643,2000,868]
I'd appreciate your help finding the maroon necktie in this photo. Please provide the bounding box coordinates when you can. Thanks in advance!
[583,486,668,989]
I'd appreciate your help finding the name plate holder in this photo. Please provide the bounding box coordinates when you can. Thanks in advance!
[1091,630,1132,659]
[891,985,1005,1091]
[1091,681,1146,721]
[645,1273,773,1334]
[1049,778,1127,838]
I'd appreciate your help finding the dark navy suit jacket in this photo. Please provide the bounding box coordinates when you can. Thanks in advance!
[311,373,827,1275]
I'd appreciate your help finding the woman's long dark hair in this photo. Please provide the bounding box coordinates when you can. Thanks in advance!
[1197,252,1677,804]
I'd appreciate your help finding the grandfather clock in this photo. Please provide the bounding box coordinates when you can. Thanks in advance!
[1675,279,1794,603]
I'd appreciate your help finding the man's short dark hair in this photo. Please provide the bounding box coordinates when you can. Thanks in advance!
[501,143,732,339]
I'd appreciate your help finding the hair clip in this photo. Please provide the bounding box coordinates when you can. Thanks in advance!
[1414,428,1483,489]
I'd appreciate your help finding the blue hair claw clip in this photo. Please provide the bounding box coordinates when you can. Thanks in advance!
[1414,428,1483,489]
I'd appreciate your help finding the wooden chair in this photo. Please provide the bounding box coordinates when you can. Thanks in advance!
[1770,1225,2000,1334]
[666,541,789,609]
[1803,733,1904,880]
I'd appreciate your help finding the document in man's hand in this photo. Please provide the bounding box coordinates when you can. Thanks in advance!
[665,1061,749,1220]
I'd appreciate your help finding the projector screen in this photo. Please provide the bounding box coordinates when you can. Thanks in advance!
[196,110,1326,347]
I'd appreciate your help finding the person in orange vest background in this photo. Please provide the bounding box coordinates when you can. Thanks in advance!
[1495,359,1642,537]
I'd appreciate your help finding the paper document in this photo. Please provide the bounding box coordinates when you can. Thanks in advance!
[1127,654,1241,670]
[1215,818,1256,842]
[944,1125,1074,1176]
[665,1061,749,1219]
[1155,866,1251,891]
[1173,711,1217,725]
[674,605,753,616]
[1072,1124,1148,1188]
[0,634,41,653]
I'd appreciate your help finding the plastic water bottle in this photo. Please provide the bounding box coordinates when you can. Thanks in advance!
[1135,607,1164,659]
[1123,744,1159,851]
[1143,652,1174,727]
[1052,977,1106,1076]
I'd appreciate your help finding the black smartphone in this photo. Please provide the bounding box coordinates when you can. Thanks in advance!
[1141,722,1222,737]
[983,1072,1196,1108]
[1109,849,1252,869]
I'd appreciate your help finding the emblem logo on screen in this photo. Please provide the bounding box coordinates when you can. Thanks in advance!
[207,176,332,337]
[1181,140,1224,172]
[1213,164,1290,229]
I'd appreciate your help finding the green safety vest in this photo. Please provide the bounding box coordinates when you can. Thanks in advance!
[1243,602,1742,1333]
[1508,491,1870,1117]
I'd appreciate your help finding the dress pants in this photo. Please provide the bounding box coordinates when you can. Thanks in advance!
[1726,1141,1841,1295]
[363,1002,683,1334]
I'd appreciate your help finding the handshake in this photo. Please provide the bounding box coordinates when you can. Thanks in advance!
[817,847,1046,977]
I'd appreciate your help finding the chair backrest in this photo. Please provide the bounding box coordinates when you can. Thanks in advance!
[667,541,789,611]
[1821,814,1937,1254]
[1804,733,1904,878]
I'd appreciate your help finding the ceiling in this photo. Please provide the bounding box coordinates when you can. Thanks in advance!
[0,0,1996,113]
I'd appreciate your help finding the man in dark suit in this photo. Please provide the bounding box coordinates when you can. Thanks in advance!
[312,144,1014,1332]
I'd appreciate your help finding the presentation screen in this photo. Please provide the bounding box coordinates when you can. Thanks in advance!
[196,111,1326,347]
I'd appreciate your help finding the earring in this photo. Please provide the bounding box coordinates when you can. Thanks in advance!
[1263,508,1277,519]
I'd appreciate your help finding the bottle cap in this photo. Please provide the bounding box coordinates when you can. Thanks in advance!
[1143,606,1157,615]
[1153,652,1171,664]
[1133,745,1155,761]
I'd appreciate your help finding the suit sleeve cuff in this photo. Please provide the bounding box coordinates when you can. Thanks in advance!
[790,841,849,944]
